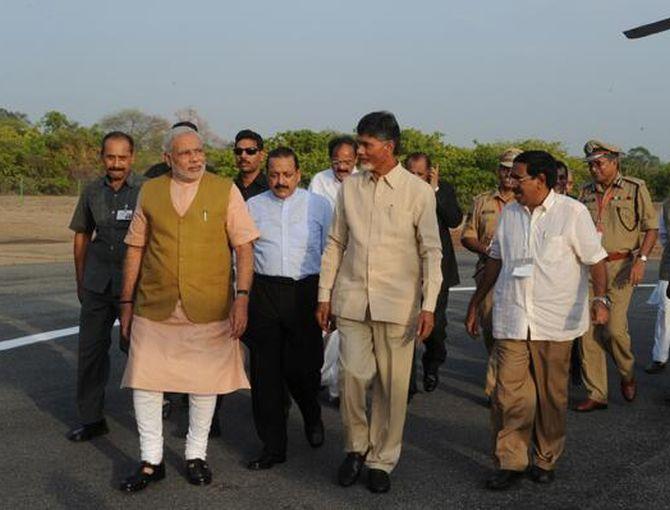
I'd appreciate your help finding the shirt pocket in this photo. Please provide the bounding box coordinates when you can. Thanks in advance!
[615,202,637,232]
[382,205,415,242]
[540,234,568,263]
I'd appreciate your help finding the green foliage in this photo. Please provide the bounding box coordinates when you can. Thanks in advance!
[1,108,669,208]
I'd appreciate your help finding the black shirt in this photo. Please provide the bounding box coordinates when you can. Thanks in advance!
[234,172,269,202]
[69,173,146,296]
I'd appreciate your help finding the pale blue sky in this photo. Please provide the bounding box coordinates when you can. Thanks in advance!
[1,0,669,158]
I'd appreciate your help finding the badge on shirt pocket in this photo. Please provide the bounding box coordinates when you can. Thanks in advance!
[512,257,534,278]
[116,208,133,221]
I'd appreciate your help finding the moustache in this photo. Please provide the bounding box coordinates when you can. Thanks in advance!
[274,185,289,190]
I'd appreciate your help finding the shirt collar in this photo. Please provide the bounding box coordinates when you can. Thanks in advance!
[365,162,403,189]
[235,171,268,188]
[268,187,303,203]
[595,173,623,193]
[541,189,557,211]
[520,189,556,215]
[103,172,137,189]
[330,166,359,182]
[493,188,514,203]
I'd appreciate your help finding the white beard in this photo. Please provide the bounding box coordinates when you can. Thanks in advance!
[172,163,205,183]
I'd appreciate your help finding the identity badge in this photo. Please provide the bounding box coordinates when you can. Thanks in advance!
[116,207,133,221]
[512,257,533,278]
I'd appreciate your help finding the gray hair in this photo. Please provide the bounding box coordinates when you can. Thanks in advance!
[163,126,203,153]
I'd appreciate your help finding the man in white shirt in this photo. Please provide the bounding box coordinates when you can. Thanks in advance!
[308,135,358,210]
[309,135,358,404]
[646,198,670,374]
[465,151,609,490]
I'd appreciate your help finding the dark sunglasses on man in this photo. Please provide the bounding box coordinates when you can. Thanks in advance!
[234,147,260,156]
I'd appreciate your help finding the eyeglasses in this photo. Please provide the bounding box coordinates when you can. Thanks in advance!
[234,147,260,156]
[509,174,534,183]
[331,159,355,167]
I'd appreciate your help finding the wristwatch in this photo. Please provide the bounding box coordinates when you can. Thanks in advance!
[236,289,249,297]
[638,254,648,263]
[592,296,611,309]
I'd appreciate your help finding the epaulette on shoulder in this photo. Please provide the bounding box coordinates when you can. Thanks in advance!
[474,190,495,201]
[621,175,644,188]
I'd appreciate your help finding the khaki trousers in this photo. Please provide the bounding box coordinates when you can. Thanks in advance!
[337,315,414,473]
[477,280,497,396]
[492,339,572,471]
[579,258,635,403]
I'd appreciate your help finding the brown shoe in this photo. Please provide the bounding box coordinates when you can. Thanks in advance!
[574,398,608,412]
[621,378,637,402]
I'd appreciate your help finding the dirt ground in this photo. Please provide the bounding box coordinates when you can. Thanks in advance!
[0,195,662,266]
[0,196,77,265]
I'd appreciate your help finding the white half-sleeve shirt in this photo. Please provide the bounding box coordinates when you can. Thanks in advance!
[308,167,358,212]
[488,190,607,341]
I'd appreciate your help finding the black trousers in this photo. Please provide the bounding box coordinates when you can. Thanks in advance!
[246,274,324,456]
[77,287,119,424]
[410,283,449,391]
[423,283,449,372]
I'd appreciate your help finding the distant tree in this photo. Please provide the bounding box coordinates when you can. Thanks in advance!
[39,110,78,134]
[174,107,226,148]
[97,109,170,153]
[622,146,668,200]
[624,146,661,169]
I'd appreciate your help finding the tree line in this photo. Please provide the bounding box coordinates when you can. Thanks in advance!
[1,107,669,209]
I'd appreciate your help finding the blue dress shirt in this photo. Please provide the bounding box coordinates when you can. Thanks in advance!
[247,188,332,280]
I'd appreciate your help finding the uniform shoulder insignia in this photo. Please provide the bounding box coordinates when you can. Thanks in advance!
[621,175,644,187]
[474,191,493,200]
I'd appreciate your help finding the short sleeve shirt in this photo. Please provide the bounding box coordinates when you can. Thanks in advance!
[579,174,658,253]
[69,173,146,295]
[460,189,515,274]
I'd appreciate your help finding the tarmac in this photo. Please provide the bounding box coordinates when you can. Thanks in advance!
[2,253,670,509]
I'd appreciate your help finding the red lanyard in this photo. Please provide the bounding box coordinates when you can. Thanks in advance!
[595,187,615,233]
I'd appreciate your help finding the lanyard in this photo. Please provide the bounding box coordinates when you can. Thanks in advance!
[595,186,615,233]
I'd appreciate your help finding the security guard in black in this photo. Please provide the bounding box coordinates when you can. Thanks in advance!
[66,132,146,441]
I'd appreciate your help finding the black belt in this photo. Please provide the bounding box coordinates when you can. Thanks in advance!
[254,273,319,286]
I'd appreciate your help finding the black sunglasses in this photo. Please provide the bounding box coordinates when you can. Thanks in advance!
[234,147,260,156]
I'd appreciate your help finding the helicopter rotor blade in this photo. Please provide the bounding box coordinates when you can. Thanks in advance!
[624,17,670,39]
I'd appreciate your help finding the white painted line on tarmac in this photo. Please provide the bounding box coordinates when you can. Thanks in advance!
[0,285,657,352]
[0,320,119,352]
[451,284,655,291]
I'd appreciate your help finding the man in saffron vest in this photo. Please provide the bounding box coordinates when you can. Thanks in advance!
[117,126,259,492]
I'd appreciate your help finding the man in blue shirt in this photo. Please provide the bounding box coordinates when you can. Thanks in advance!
[245,146,332,470]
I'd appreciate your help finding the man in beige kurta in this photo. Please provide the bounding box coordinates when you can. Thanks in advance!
[117,126,259,492]
[317,111,442,494]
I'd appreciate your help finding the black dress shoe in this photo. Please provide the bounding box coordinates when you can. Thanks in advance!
[186,458,212,486]
[645,361,666,374]
[120,461,165,492]
[485,469,523,491]
[367,468,391,493]
[338,452,366,487]
[528,465,555,484]
[247,452,286,471]
[423,372,439,392]
[66,419,109,442]
[305,419,324,448]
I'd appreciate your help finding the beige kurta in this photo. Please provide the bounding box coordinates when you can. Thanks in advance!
[121,174,259,394]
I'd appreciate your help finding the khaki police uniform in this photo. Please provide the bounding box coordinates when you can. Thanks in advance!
[579,173,657,402]
[461,189,515,395]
